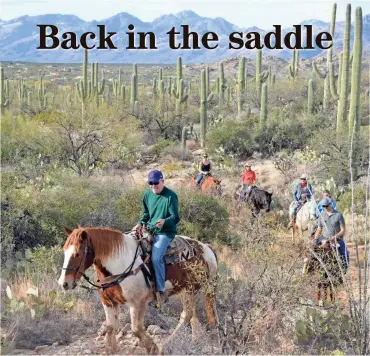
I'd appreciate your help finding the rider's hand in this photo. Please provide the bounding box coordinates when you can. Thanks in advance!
[156,219,165,227]
[132,224,141,232]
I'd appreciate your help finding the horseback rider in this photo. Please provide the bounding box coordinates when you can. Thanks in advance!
[196,154,212,188]
[239,162,256,201]
[289,174,313,228]
[313,196,349,269]
[132,170,180,304]
[316,190,337,216]
[311,190,338,236]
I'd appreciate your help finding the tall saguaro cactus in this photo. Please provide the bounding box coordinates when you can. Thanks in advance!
[130,73,137,113]
[312,3,337,109]
[200,69,212,148]
[0,66,10,115]
[348,6,362,135]
[218,62,227,106]
[237,57,246,116]
[348,7,363,178]
[307,79,314,116]
[336,4,351,131]
[260,83,268,128]
[255,49,269,101]
[289,49,299,82]
[76,49,92,122]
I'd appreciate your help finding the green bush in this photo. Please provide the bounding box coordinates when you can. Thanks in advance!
[177,189,230,243]
[337,185,367,215]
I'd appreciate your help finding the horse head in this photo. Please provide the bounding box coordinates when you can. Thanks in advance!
[58,227,95,290]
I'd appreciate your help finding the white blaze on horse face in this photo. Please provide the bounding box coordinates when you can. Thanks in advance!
[58,245,75,287]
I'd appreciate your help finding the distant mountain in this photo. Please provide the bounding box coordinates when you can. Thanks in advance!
[0,10,369,63]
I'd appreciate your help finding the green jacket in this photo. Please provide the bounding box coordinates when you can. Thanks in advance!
[137,186,180,239]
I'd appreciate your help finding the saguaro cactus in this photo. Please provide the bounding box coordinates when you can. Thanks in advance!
[348,7,363,178]
[0,66,10,115]
[181,127,188,151]
[336,4,351,131]
[312,3,337,109]
[289,49,299,82]
[255,49,269,101]
[200,69,213,148]
[174,79,188,115]
[260,83,268,128]
[130,73,137,113]
[218,62,227,106]
[348,6,362,135]
[237,57,246,116]
[307,79,314,116]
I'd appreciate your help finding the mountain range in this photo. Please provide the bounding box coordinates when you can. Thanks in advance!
[0,10,369,63]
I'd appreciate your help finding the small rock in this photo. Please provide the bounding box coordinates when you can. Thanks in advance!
[82,350,92,355]
[116,331,124,341]
[122,323,131,333]
[34,345,50,354]
[147,325,166,335]
[52,342,59,348]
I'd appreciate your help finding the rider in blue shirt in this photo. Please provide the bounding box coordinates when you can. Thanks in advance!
[316,190,337,217]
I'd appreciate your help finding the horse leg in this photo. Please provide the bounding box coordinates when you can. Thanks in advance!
[129,303,157,354]
[190,293,203,342]
[103,304,118,354]
[166,291,193,344]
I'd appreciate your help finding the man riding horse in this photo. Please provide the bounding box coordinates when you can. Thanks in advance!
[132,169,180,305]
[289,173,313,228]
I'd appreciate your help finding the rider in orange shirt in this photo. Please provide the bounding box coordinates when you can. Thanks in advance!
[239,162,256,200]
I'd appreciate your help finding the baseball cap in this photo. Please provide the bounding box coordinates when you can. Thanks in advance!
[245,162,252,167]
[321,197,332,207]
[300,174,307,179]
[147,170,164,183]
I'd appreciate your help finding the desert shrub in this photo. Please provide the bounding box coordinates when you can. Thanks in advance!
[206,119,256,157]
[337,185,367,215]
[161,145,193,161]
[151,139,175,155]
[307,127,369,185]
[177,189,230,243]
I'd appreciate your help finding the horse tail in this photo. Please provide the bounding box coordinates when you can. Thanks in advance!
[204,244,218,328]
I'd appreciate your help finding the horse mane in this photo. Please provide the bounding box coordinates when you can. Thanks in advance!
[64,227,125,260]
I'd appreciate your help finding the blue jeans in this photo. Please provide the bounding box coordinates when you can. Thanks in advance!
[239,184,250,200]
[152,234,172,292]
[196,173,204,187]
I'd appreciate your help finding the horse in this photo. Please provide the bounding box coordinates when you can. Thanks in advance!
[289,199,317,240]
[303,239,348,306]
[191,173,222,196]
[234,186,273,217]
[58,227,218,354]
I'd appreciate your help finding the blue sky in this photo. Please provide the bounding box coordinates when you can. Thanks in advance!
[1,0,369,28]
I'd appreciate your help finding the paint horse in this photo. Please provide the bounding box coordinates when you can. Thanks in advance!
[191,173,222,196]
[58,227,218,354]
[303,238,348,305]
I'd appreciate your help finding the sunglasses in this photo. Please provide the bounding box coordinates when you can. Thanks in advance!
[148,181,160,186]
[322,204,331,208]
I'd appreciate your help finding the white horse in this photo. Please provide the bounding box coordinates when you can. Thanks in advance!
[58,227,218,354]
[289,199,318,240]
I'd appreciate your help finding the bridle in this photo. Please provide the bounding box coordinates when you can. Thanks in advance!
[62,231,149,290]
[62,238,95,284]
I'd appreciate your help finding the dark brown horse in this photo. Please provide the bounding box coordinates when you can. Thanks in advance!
[58,227,218,354]
[303,239,348,305]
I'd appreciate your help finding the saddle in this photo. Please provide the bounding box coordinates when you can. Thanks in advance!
[139,232,196,265]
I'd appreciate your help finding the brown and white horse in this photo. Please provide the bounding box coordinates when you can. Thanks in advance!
[58,227,218,354]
